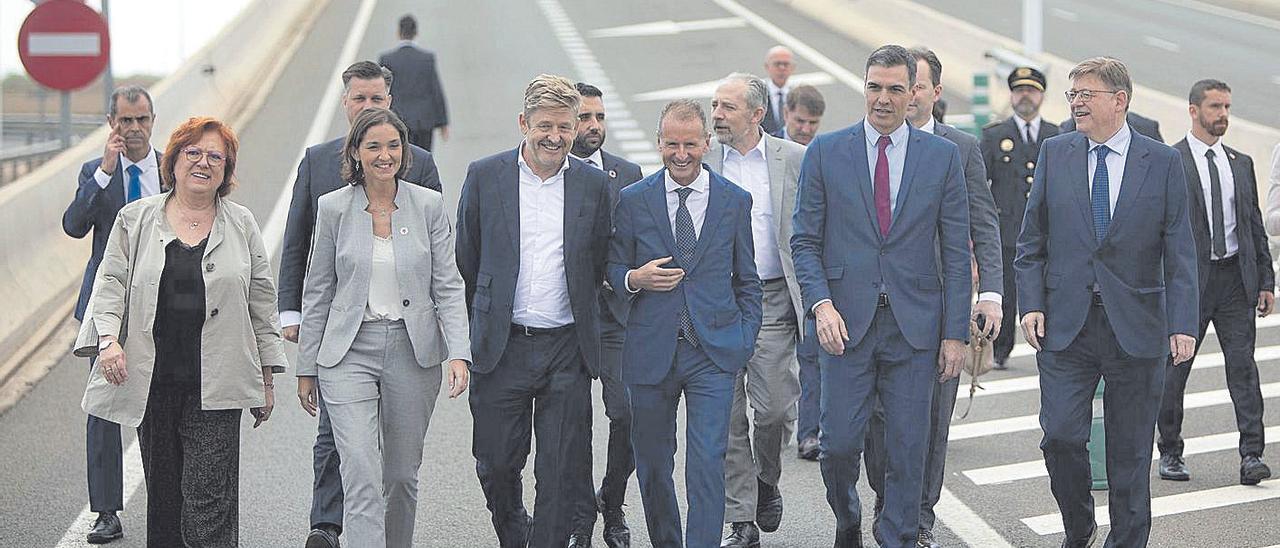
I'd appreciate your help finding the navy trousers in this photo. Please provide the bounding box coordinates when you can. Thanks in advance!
[796,316,822,443]
[575,306,635,530]
[310,388,345,530]
[1038,304,1164,548]
[86,360,124,514]
[629,339,735,548]
[820,305,935,548]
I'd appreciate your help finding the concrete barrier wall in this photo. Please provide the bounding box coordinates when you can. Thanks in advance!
[0,0,318,366]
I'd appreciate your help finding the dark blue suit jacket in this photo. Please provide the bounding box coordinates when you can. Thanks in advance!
[1015,128,1199,358]
[64,153,160,321]
[598,150,644,325]
[791,122,972,350]
[278,136,440,317]
[607,168,763,385]
[456,148,612,376]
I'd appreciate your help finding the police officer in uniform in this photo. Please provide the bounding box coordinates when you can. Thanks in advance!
[982,66,1059,369]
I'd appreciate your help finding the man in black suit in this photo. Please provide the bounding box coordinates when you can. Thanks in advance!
[277,60,441,548]
[457,74,612,548]
[567,82,643,548]
[379,15,449,151]
[761,46,795,138]
[1159,79,1274,485]
[981,66,1060,369]
[63,84,159,545]
[1060,110,1163,142]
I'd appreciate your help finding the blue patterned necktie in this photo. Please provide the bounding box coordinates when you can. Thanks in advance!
[1090,145,1111,243]
[673,187,700,346]
[126,164,143,203]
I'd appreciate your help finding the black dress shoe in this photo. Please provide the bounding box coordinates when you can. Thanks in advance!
[721,521,760,548]
[86,512,122,544]
[305,524,341,548]
[1158,454,1190,481]
[834,526,863,548]
[598,488,631,548]
[567,532,593,548]
[1061,523,1097,548]
[917,529,941,548]
[755,478,783,532]
[798,436,821,461]
[1241,454,1272,485]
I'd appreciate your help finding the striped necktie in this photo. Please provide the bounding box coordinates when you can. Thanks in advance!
[1090,145,1112,242]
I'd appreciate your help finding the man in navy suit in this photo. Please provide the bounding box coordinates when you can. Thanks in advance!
[277,60,441,548]
[568,81,643,548]
[378,15,449,151]
[1016,57,1198,548]
[457,74,612,548]
[62,85,160,545]
[608,99,762,548]
[790,45,971,548]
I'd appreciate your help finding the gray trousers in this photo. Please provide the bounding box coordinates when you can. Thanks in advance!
[724,279,799,523]
[318,320,442,548]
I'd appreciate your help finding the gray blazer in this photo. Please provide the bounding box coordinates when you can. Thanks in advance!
[708,132,807,324]
[936,122,1003,295]
[297,182,471,375]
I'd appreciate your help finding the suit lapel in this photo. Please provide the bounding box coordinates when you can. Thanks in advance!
[1105,138,1152,241]
[707,142,725,174]
[643,173,681,265]
[1175,140,1210,238]
[688,172,727,271]
[764,135,786,242]
[1067,134,1094,237]
[499,149,521,256]
[890,127,924,238]
[846,124,880,241]
[562,163,587,264]
[1227,146,1252,229]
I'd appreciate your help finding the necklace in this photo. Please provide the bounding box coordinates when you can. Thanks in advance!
[368,203,394,218]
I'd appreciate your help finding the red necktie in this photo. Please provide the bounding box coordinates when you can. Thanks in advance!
[874,135,892,237]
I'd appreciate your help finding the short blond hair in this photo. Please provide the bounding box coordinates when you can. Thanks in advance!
[523,74,581,118]
[1069,57,1132,108]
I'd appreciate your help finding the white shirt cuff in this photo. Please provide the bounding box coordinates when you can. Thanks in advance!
[624,270,641,294]
[811,298,832,314]
[977,292,1002,305]
[94,167,112,189]
[280,310,302,328]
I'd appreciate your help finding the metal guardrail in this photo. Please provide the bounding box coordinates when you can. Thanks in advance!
[2,113,102,134]
[0,139,67,187]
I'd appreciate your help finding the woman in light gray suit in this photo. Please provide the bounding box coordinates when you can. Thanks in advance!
[297,108,471,547]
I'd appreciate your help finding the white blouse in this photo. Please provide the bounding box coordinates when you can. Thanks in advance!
[364,235,403,321]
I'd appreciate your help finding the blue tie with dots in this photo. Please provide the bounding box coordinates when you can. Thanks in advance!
[1090,145,1111,243]
[673,187,699,346]
[126,164,143,203]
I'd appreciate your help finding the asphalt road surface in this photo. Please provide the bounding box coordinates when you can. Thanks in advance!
[1,0,1277,546]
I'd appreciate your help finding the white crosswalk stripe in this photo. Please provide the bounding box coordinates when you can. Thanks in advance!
[1021,479,1280,535]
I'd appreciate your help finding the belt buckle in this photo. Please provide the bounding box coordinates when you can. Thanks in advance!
[522,325,534,337]
[877,293,889,308]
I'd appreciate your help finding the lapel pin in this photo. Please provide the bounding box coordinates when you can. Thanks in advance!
[206,262,216,272]
[400,227,409,235]
[608,169,617,178]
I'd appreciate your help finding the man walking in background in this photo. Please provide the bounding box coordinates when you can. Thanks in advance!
[379,15,450,151]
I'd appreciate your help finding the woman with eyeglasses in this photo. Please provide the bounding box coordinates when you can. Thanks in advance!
[74,116,287,547]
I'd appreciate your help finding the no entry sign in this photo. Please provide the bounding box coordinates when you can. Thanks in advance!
[18,0,111,91]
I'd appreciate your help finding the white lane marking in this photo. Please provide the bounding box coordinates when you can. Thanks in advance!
[1049,8,1079,22]
[1021,479,1280,535]
[54,1,380,544]
[632,72,835,103]
[589,17,746,38]
[1142,35,1182,53]
[973,344,1280,398]
[1147,0,1280,32]
[935,487,1015,547]
[964,426,1280,485]
[708,0,865,93]
[534,0,655,169]
[950,382,1280,441]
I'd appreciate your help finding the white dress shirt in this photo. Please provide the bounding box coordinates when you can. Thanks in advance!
[1186,131,1238,258]
[917,117,1001,305]
[572,150,604,170]
[1088,123,1132,215]
[513,145,574,328]
[95,148,161,197]
[626,168,711,292]
[767,80,791,121]
[864,119,911,214]
[722,136,783,280]
[1015,115,1043,143]
[363,235,404,321]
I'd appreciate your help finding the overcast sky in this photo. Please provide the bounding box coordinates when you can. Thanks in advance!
[2,0,251,79]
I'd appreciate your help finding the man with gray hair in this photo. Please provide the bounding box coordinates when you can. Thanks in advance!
[457,74,612,548]
[762,46,796,137]
[609,99,762,548]
[706,72,806,548]
[1016,57,1197,547]
[63,84,159,544]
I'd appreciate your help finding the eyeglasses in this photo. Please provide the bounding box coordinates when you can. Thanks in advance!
[1064,89,1120,102]
[182,147,227,166]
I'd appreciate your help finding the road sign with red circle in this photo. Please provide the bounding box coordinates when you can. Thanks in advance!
[18,0,111,91]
